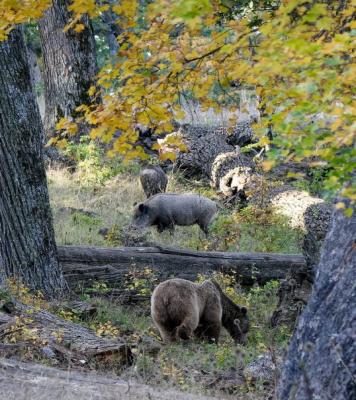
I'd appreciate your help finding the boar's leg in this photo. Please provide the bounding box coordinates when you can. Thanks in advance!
[197,222,210,237]
[156,213,175,234]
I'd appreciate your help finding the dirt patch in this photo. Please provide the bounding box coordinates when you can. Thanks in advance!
[0,358,220,400]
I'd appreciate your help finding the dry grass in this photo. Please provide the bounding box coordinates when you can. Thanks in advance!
[47,167,302,253]
[48,167,219,249]
[48,168,144,246]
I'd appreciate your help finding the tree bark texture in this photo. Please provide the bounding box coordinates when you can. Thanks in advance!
[0,27,66,298]
[210,150,258,198]
[58,245,307,288]
[170,122,255,178]
[278,202,355,400]
[38,0,97,139]
[1,301,132,368]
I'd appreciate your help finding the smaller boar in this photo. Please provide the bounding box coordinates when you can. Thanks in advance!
[140,165,168,198]
[151,278,249,344]
[132,193,217,235]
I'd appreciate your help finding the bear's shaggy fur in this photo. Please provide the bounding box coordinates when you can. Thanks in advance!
[140,165,168,198]
[151,278,249,344]
[132,193,217,235]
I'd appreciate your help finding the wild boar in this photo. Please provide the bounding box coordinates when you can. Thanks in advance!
[151,278,249,344]
[131,193,217,235]
[140,165,168,198]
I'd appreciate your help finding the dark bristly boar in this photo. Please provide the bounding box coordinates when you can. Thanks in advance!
[151,278,249,344]
[140,165,168,198]
[131,193,217,235]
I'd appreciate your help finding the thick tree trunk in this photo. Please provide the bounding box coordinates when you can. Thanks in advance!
[58,245,307,288]
[0,27,67,298]
[278,201,355,400]
[38,0,97,140]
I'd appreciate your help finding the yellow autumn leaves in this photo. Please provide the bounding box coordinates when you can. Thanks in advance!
[0,0,51,40]
[0,0,354,198]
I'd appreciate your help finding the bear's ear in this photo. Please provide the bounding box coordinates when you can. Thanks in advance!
[240,306,247,315]
[138,203,147,213]
[233,319,241,329]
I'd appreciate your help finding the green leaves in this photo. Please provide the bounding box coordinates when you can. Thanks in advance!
[171,0,212,20]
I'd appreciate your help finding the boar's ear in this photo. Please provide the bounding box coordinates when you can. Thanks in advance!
[240,306,248,315]
[133,202,137,207]
[138,203,148,213]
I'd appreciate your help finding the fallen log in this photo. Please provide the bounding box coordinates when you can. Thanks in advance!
[58,245,307,287]
[0,301,132,369]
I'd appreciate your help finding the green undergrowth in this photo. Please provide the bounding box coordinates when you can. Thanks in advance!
[2,243,291,398]
[72,273,290,398]
[43,146,301,397]
[48,153,303,253]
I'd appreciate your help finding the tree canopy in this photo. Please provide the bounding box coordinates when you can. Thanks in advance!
[1,0,354,203]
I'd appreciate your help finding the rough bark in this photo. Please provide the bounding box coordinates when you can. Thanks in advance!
[0,27,66,298]
[210,150,257,198]
[57,245,307,287]
[170,122,255,178]
[1,301,132,368]
[278,201,356,400]
[301,201,332,273]
[270,274,313,330]
[38,0,98,140]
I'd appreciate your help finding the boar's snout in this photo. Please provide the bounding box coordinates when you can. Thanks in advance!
[131,218,148,229]
[131,203,150,229]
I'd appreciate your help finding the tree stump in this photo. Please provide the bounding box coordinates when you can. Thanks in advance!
[210,150,257,198]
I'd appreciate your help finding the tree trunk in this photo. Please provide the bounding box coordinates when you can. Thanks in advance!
[0,27,67,298]
[38,0,98,140]
[278,201,355,400]
[57,245,307,288]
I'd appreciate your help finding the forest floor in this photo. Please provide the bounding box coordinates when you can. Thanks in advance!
[1,149,305,399]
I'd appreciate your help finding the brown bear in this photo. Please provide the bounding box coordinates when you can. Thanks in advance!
[151,278,249,344]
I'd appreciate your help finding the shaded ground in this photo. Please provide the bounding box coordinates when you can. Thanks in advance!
[0,358,219,400]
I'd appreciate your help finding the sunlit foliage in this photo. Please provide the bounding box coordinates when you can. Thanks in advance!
[1,0,354,198]
[0,0,51,39]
